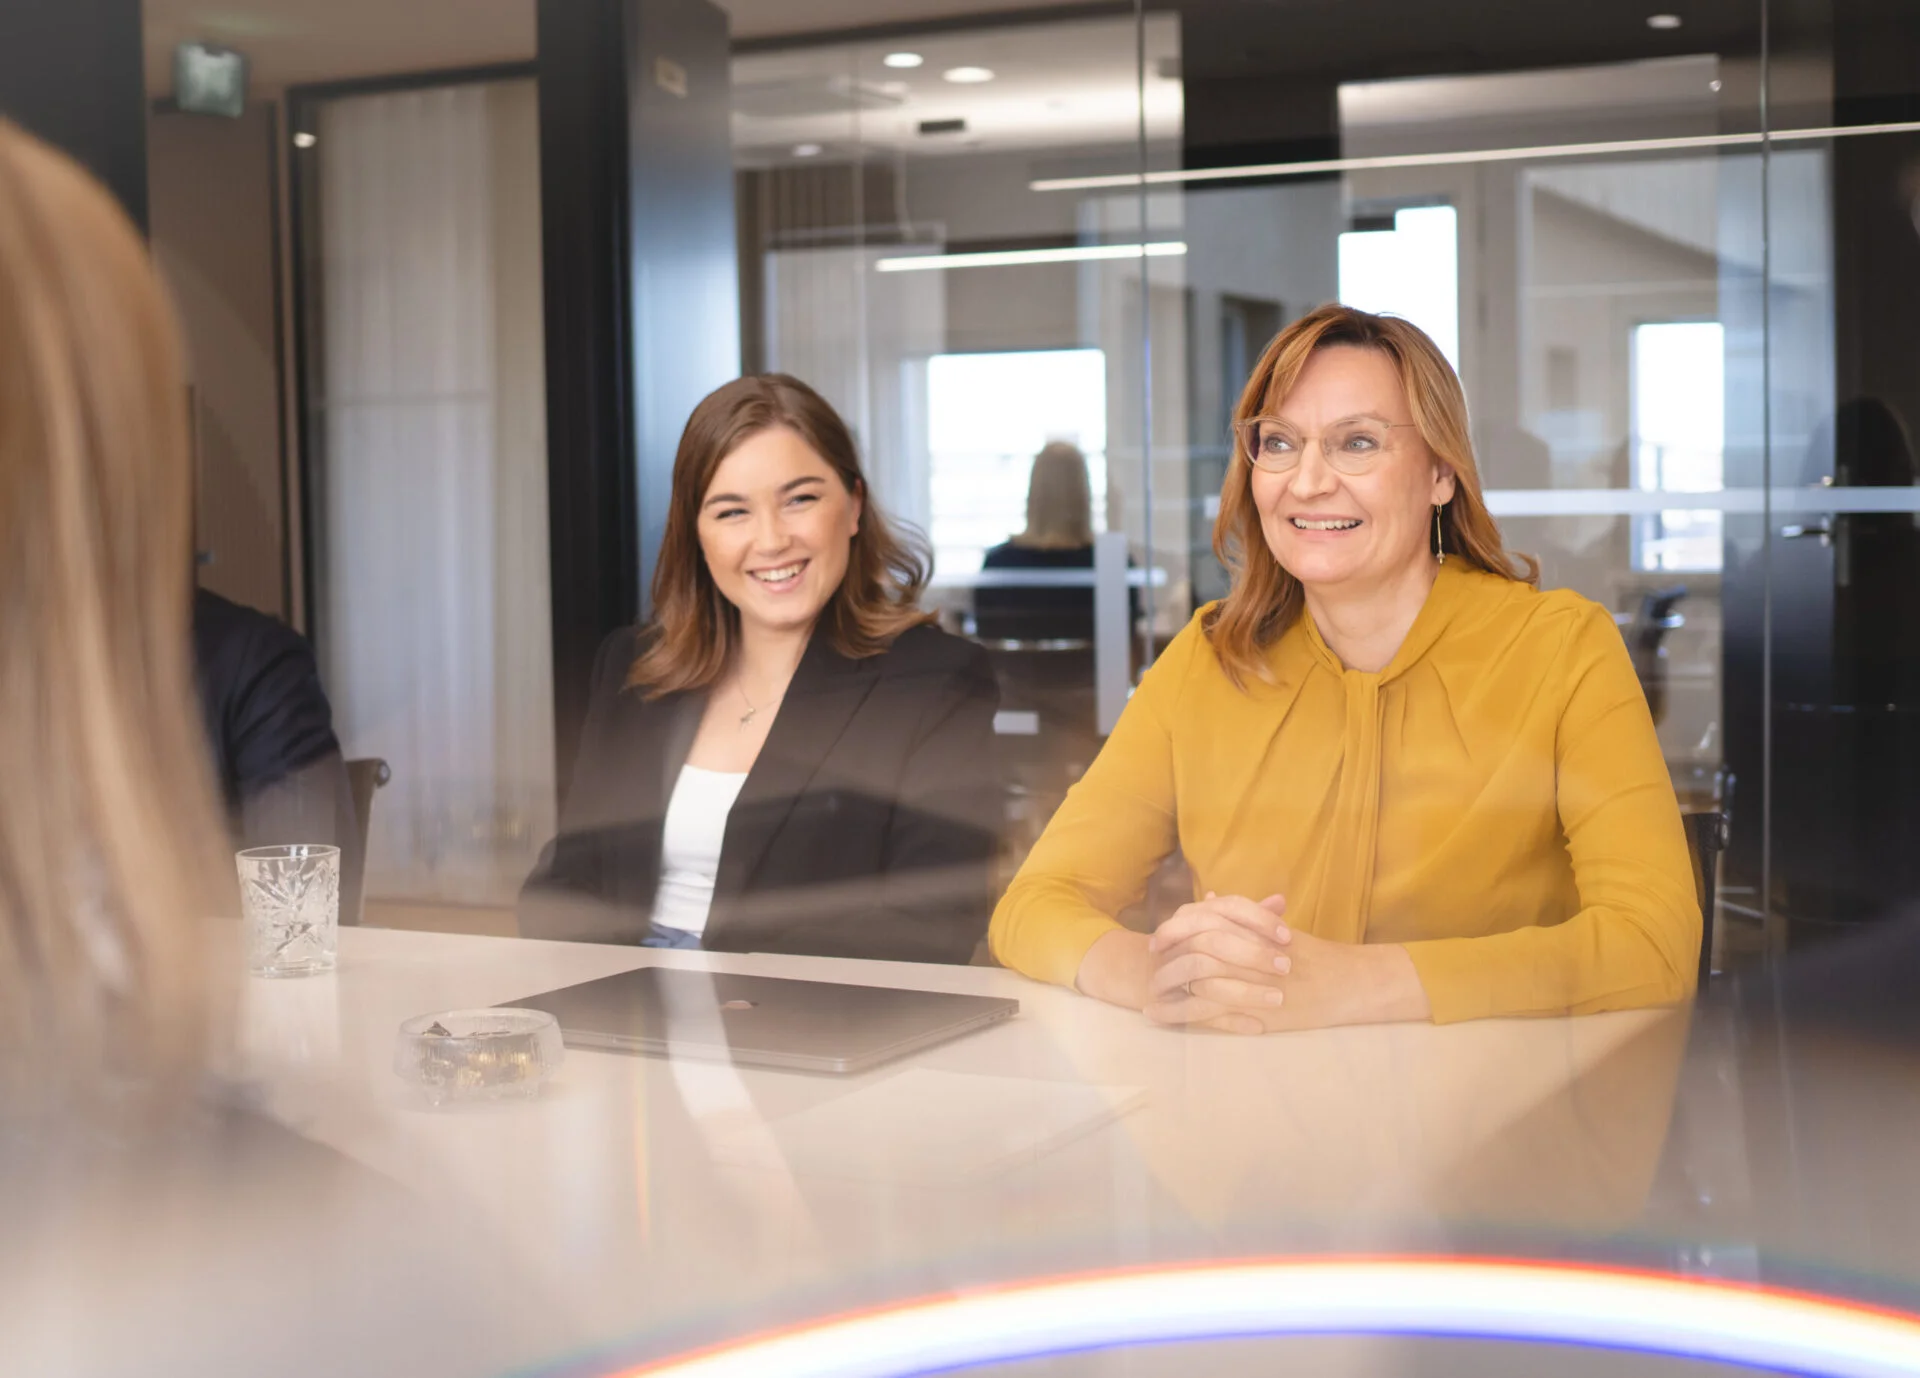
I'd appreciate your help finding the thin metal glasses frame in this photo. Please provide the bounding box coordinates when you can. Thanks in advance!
[1231,417,1419,474]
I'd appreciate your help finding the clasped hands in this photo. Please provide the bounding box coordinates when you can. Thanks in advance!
[1143,891,1295,1033]
[1138,891,1429,1033]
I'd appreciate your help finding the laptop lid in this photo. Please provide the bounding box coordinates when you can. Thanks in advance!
[502,967,1020,1075]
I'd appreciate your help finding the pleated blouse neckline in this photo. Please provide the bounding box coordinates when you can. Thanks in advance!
[1296,559,1473,684]
[1287,561,1480,943]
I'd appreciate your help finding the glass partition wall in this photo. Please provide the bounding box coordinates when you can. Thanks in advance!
[733,14,1186,894]
[286,2,1920,954]
[729,0,1920,965]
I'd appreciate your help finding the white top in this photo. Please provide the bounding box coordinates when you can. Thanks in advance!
[649,764,749,939]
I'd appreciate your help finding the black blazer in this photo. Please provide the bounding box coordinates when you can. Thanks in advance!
[519,622,1002,964]
[192,588,341,818]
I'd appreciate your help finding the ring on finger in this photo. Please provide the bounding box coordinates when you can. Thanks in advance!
[1183,979,1195,998]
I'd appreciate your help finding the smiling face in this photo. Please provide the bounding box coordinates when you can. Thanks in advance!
[1248,345,1456,596]
[697,425,863,639]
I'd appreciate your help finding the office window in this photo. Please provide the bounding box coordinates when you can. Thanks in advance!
[925,348,1108,575]
[1631,321,1725,573]
[1337,205,1461,372]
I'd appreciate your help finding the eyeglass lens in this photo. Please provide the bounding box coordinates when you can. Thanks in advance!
[1245,420,1396,471]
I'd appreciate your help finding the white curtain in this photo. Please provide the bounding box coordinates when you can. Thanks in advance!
[316,81,555,906]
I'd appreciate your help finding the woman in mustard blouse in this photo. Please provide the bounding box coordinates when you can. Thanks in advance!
[990,305,1699,1031]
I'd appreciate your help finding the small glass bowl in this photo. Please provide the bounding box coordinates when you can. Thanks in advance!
[393,1008,563,1105]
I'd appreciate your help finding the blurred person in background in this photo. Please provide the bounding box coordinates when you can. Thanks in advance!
[974,440,1099,643]
[521,373,1000,962]
[192,586,358,902]
[991,305,1700,1031]
[0,122,553,1377]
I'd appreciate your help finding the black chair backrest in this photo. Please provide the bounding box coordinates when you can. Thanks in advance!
[343,758,391,926]
[1683,810,1729,989]
[1629,584,1690,654]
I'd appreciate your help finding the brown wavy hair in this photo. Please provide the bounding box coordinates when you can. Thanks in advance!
[0,123,231,1112]
[1205,304,1538,688]
[629,374,934,695]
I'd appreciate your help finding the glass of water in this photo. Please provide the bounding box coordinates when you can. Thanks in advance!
[237,844,340,977]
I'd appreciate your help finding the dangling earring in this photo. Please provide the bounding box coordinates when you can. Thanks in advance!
[1433,503,1446,564]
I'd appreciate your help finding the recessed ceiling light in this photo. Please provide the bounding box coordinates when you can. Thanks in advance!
[1646,13,1682,29]
[793,143,822,158]
[882,51,923,69]
[1709,78,1723,91]
[942,66,996,84]
[292,131,316,148]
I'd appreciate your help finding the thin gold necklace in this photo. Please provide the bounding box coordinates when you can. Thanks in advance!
[735,677,785,728]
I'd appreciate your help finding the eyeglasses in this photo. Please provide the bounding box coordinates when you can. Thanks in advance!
[1232,416,1419,474]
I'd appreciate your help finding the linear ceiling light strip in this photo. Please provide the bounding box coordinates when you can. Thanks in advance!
[1030,119,1920,192]
[875,241,1188,271]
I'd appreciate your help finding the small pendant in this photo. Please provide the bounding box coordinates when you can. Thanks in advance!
[739,708,756,727]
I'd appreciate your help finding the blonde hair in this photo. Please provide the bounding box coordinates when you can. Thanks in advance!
[1206,304,1538,687]
[1014,441,1094,549]
[0,123,231,1112]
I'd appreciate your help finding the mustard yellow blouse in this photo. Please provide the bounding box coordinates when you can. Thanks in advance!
[989,563,1701,1021]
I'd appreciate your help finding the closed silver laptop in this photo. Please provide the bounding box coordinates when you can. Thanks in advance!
[504,966,1019,1074]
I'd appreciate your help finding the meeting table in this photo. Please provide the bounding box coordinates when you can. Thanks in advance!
[236,925,1714,1374]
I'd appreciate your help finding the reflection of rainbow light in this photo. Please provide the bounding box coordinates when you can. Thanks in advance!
[607,1257,1920,1378]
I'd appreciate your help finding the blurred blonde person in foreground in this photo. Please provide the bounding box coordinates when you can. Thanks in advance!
[990,305,1700,1030]
[0,123,550,1377]
[0,126,229,1125]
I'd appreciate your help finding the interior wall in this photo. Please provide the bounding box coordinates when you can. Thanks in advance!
[149,101,287,618]
[903,150,1092,354]
[1177,179,1342,610]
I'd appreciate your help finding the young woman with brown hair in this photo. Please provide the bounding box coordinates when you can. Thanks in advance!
[990,305,1700,1030]
[521,374,1000,962]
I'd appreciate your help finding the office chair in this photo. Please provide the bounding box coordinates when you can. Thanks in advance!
[1684,809,1729,988]
[344,757,391,927]
[1626,585,1688,725]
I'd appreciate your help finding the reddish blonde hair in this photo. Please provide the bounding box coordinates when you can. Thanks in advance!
[1205,304,1537,687]
[630,374,933,695]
